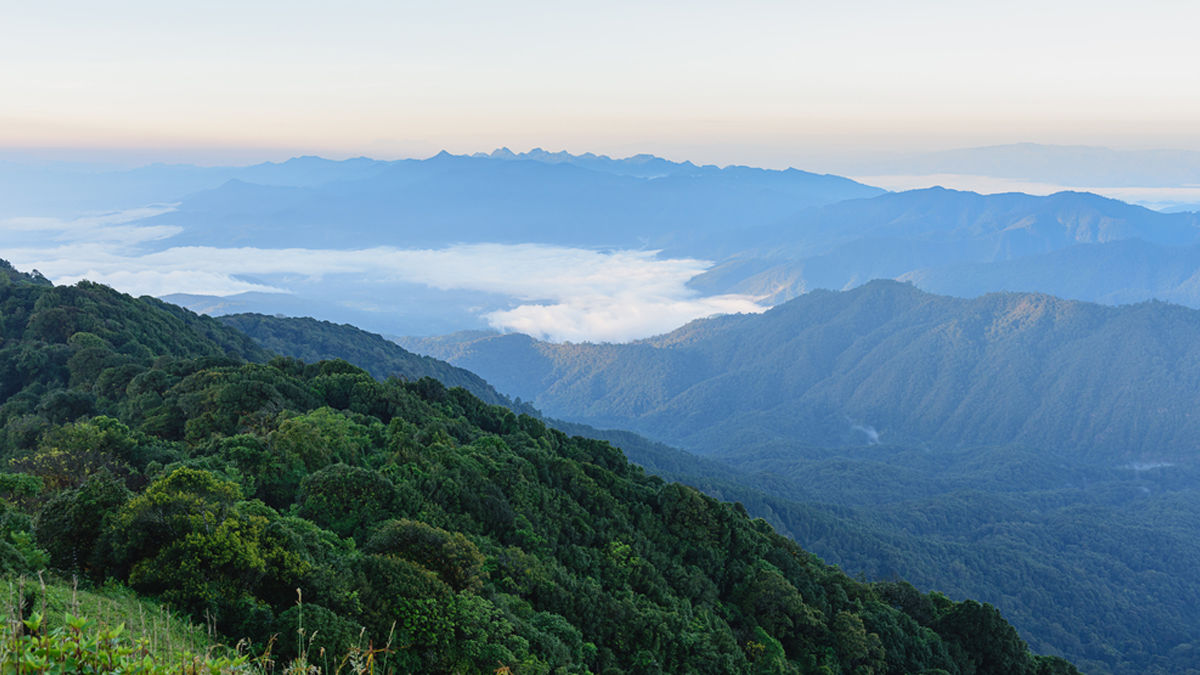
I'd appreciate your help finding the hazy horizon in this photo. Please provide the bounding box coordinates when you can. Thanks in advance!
[7,0,1200,342]
[5,1,1200,169]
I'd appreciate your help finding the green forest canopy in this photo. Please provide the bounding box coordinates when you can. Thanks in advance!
[0,262,1080,673]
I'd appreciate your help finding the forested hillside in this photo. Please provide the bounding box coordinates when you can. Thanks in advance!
[0,263,1078,673]
[618,439,1200,675]
[403,280,1200,460]
[217,312,533,412]
[402,280,1200,674]
[152,280,1200,673]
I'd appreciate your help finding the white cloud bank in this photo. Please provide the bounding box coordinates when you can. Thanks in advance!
[3,219,766,342]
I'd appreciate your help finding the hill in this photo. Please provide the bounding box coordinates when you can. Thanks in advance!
[216,313,528,411]
[402,280,1200,461]
[400,282,1200,674]
[0,265,1078,672]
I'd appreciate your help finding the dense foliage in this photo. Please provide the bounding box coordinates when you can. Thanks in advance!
[0,612,251,674]
[218,313,535,413]
[619,441,1200,675]
[0,261,51,288]
[403,280,1200,675]
[0,268,1077,673]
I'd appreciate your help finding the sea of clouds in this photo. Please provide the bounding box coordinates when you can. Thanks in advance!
[3,209,765,343]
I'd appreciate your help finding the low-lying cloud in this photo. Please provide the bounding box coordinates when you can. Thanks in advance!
[4,220,767,342]
[1,206,181,245]
[486,291,763,342]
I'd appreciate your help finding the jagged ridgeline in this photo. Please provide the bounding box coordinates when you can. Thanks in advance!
[0,264,1077,674]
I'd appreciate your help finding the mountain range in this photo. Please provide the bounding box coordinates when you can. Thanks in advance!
[131,151,880,255]
[399,281,1200,674]
[0,262,1081,674]
[689,188,1200,304]
[140,163,1200,334]
[400,280,1200,461]
[157,294,1196,674]
[13,149,1200,342]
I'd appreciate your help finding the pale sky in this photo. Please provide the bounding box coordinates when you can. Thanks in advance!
[4,0,1200,167]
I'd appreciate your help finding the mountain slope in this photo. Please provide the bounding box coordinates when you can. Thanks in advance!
[161,283,1195,675]
[0,264,1076,674]
[217,312,530,411]
[404,281,1200,461]
[401,282,1200,673]
[157,284,1185,675]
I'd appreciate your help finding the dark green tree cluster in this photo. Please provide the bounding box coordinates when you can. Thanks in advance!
[218,313,537,414]
[0,267,1078,674]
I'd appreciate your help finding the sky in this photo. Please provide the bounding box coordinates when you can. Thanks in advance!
[6,0,1200,342]
[4,0,1200,168]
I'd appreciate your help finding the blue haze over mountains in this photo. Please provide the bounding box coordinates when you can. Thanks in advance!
[690,188,1200,305]
[8,146,1200,338]
[9,145,1200,673]
[136,149,882,254]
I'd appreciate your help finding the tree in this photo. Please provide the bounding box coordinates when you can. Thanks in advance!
[297,464,398,540]
[365,519,486,593]
[34,470,129,574]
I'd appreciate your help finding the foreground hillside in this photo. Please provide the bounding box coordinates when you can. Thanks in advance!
[217,291,1200,673]
[216,312,535,413]
[154,283,1200,673]
[0,262,1076,673]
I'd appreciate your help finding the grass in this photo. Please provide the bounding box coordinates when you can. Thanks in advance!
[0,576,396,675]
[2,573,223,661]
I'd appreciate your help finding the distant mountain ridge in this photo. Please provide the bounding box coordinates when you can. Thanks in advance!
[690,187,1200,303]
[17,147,1200,343]
[472,146,862,181]
[135,150,883,256]
[472,146,711,177]
[155,177,1200,341]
